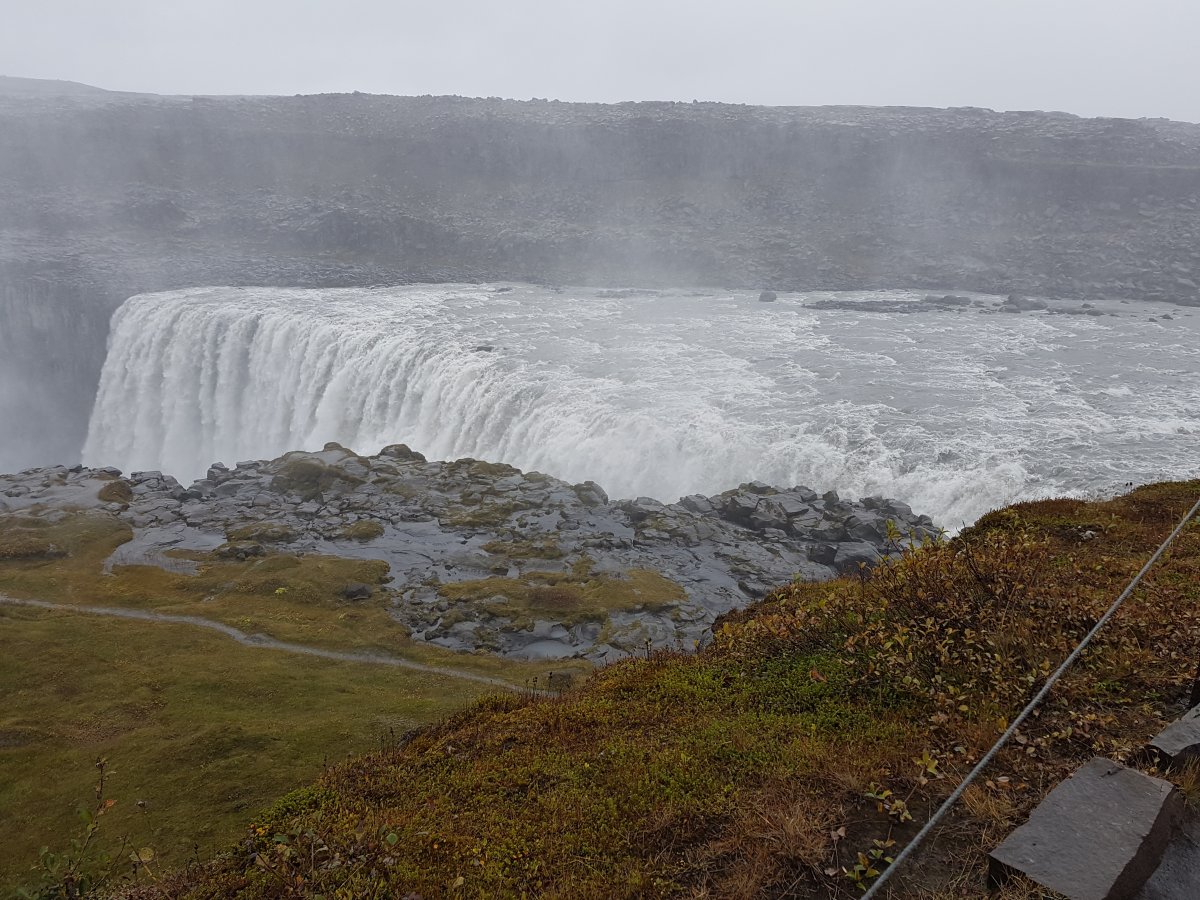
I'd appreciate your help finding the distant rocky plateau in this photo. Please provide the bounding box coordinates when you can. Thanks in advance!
[0,444,938,662]
[2,77,1199,470]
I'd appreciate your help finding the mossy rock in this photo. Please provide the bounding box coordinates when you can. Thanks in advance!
[96,480,133,505]
[339,520,385,542]
[226,522,300,544]
[481,538,565,560]
[440,568,685,626]
[271,457,365,500]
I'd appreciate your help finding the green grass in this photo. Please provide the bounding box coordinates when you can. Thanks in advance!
[480,538,565,560]
[140,480,1200,899]
[0,512,590,685]
[224,523,300,544]
[0,604,497,890]
[337,520,385,541]
[0,510,591,893]
[439,567,686,626]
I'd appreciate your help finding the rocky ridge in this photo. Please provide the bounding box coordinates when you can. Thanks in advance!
[0,444,937,662]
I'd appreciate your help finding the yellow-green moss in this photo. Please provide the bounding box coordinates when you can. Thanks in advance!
[96,480,133,505]
[338,520,385,541]
[225,522,300,543]
[270,456,365,500]
[480,537,565,559]
[439,567,684,625]
[139,481,1200,899]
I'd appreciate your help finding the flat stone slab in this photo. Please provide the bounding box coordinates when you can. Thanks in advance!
[989,758,1185,900]
[1149,706,1200,766]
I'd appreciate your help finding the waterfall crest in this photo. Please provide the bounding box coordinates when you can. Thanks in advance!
[83,284,1200,526]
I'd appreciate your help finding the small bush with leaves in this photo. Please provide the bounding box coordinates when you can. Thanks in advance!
[16,758,156,899]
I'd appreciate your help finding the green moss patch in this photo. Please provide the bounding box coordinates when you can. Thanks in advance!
[440,567,685,625]
[225,522,300,544]
[96,479,133,505]
[480,537,565,559]
[338,520,385,541]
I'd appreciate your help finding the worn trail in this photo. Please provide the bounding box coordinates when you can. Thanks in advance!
[0,594,520,691]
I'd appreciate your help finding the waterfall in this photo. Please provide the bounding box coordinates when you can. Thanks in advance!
[84,285,790,503]
[83,284,1200,526]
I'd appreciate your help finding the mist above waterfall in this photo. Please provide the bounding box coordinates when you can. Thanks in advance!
[82,284,1200,527]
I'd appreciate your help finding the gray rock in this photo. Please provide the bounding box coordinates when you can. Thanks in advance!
[806,543,837,566]
[341,583,374,601]
[758,290,777,302]
[721,492,760,524]
[1148,706,1200,766]
[989,758,1185,900]
[0,449,939,662]
[833,541,881,573]
[1135,815,1200,900]
[1004,294,1049,311]
[774,495,814,517]
[748,500,789,532]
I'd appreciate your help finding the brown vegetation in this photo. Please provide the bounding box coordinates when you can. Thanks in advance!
[105,480,1200,898]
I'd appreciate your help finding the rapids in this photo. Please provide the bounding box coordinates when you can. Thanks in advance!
[83,284,1200,526]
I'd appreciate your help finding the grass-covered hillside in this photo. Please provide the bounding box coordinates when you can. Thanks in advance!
[0,511,585,894]
[88,480,1200,899]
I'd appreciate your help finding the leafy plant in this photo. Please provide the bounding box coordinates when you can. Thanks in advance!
[16,757,152,899]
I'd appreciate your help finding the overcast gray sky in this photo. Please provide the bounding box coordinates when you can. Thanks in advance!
[4,0,1198,121]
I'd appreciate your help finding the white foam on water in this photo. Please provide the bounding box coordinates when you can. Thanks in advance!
[83,285,1200,526]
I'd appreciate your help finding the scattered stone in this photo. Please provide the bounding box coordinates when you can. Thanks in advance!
[989,758,1185,899]
[758,290,777,302]
[1148,706,1200,767]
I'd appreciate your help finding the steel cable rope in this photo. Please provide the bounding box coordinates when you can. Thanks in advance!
[861,491,1200,899]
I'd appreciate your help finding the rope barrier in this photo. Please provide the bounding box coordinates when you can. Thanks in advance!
[860,492,1200,899]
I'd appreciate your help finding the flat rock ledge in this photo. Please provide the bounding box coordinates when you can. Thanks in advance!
[0,444,939,661]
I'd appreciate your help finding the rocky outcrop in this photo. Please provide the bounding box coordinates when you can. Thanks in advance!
[0,445,938,662]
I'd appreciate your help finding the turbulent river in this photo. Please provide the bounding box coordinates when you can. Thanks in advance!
[83,284,1200,527]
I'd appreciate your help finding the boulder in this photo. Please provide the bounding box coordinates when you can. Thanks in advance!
[758,290,777,302]
[989,758,1185,899]
[1148,706,1200,767]
[721,492,760,524]
[341,583,374,601]
[806,543,837,566]
[378,444,426,462]
[735,481,776,495]
[678,494,715,516]
[833,542,881,573]
[572,481,608,507]
[846,514,887,543]
[748,500,789,532]
[1005,294,1049,311]
[773,495,814,517]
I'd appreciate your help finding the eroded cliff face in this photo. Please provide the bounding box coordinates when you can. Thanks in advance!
[1,80,1198,469]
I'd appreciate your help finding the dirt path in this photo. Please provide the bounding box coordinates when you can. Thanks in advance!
[0,594,521,691]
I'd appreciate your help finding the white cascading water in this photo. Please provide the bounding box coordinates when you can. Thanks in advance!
[83,284,1200,527]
